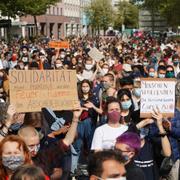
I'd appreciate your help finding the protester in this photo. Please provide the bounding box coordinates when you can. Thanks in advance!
[88,150,126,180]
[0,135,32,180]
[11,164,49,180]
[115,132,146,180]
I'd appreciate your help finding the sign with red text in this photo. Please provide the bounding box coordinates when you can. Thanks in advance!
[140,78,176,118]
[9,70,78,112]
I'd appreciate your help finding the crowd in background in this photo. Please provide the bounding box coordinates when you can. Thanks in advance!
[0,33,180,180]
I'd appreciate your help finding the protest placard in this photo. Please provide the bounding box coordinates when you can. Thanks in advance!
[9,70,78,113]
[88,47,105,62]
[140,78,176,118]
[48,41,69,49]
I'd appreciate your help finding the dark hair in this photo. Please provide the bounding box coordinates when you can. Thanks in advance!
[11,164,46,180]
[116,132,141,155]
[78,79,93,100]
[166,65,174,72]
[104,73,115,82]
[88,150,125,177]
[117,89,134,112]
[119,77,133,87]
[104,96,121,112]
[157,65,166,72]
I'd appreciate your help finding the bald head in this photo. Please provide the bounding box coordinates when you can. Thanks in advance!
[18,126,40,146]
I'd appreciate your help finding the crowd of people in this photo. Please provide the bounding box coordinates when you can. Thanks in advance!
[0,33,180,180]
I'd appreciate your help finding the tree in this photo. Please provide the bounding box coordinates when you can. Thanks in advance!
[85,0,113,35]
[159,0,180,28]
[114,1,139,30]
[21,0,59,36]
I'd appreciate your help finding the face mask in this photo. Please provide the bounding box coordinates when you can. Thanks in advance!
[108,111,121,123]
[173,60,179,66]
[28,144,40,154]
[149,72,155,77]
[152,57,157,63]
[158,73,165,78]
[0,79,3,86]
[2,155,25,171]
[121,100,132,110]
[60,54,65,58]
[56,64,63,68]
[102,68,109,75]
[82,87,90,94]
[143,62,149,66]
[140,128,149,139]
[10,123,22,131]
[133,88,141,97]
[19,65,24,69]
[96,176,126,180]
[102,82,111,90]
[166,71,175,78]
[107,177,126,180]
[85,64,93,70]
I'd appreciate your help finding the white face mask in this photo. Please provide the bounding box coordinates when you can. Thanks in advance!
[85,64,93,70]
[60,54,65,58]
[56,64,63,68]
[95,176,126,180]
[102,68,109,75]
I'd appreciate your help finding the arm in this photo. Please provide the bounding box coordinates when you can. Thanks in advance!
[0,105,16,142]
[152,110,171,157]
[62,107,84,146]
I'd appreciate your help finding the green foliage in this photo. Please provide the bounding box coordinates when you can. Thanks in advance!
[114,1,139,29]
[0,0,24,18]
[85,0,113,32]
[159,0,180,27]
[22,0,59,16]
[143,0,180,27]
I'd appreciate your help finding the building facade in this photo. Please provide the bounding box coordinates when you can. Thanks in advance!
[0,0,83,39]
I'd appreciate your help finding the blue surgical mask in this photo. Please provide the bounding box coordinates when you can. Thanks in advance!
[133,88,141,97]
[0,78,3,86]
[140,128,149,139]
[121,100,132,110]
[143,62,149,66]
[149,72,155,77]
[158,73,165,78]
[10,123,22,131]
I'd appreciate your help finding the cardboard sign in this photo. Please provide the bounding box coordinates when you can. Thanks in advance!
[48,41,69,49]
[88,47,105,62]
[9,70,78,113]
[140,78,176,118]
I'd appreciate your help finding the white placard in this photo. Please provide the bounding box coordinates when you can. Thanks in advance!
[0,60,3,70]
[140,78,176,118]
[88,47,105,62]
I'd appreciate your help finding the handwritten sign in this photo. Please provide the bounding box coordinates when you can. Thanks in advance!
[88,47,105,62]
[9,70,78,113]
[140,78,176,118]
[48,41,69,49]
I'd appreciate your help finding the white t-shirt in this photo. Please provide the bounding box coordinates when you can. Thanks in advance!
[91,124,128,150]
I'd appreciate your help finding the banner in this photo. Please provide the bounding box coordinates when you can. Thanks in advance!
[48,41,69,49]
[140,78,176,118]
[9,70,78,112]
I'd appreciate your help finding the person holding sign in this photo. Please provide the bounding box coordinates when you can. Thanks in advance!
[17,106,85,179]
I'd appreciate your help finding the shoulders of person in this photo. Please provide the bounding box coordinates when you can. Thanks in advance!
[126,162,146,180]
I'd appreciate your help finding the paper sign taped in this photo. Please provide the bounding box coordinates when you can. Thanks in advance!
[140,78,176,118]
[88,47,105,62]
[9,70,78,113]
[48,41,69,49]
